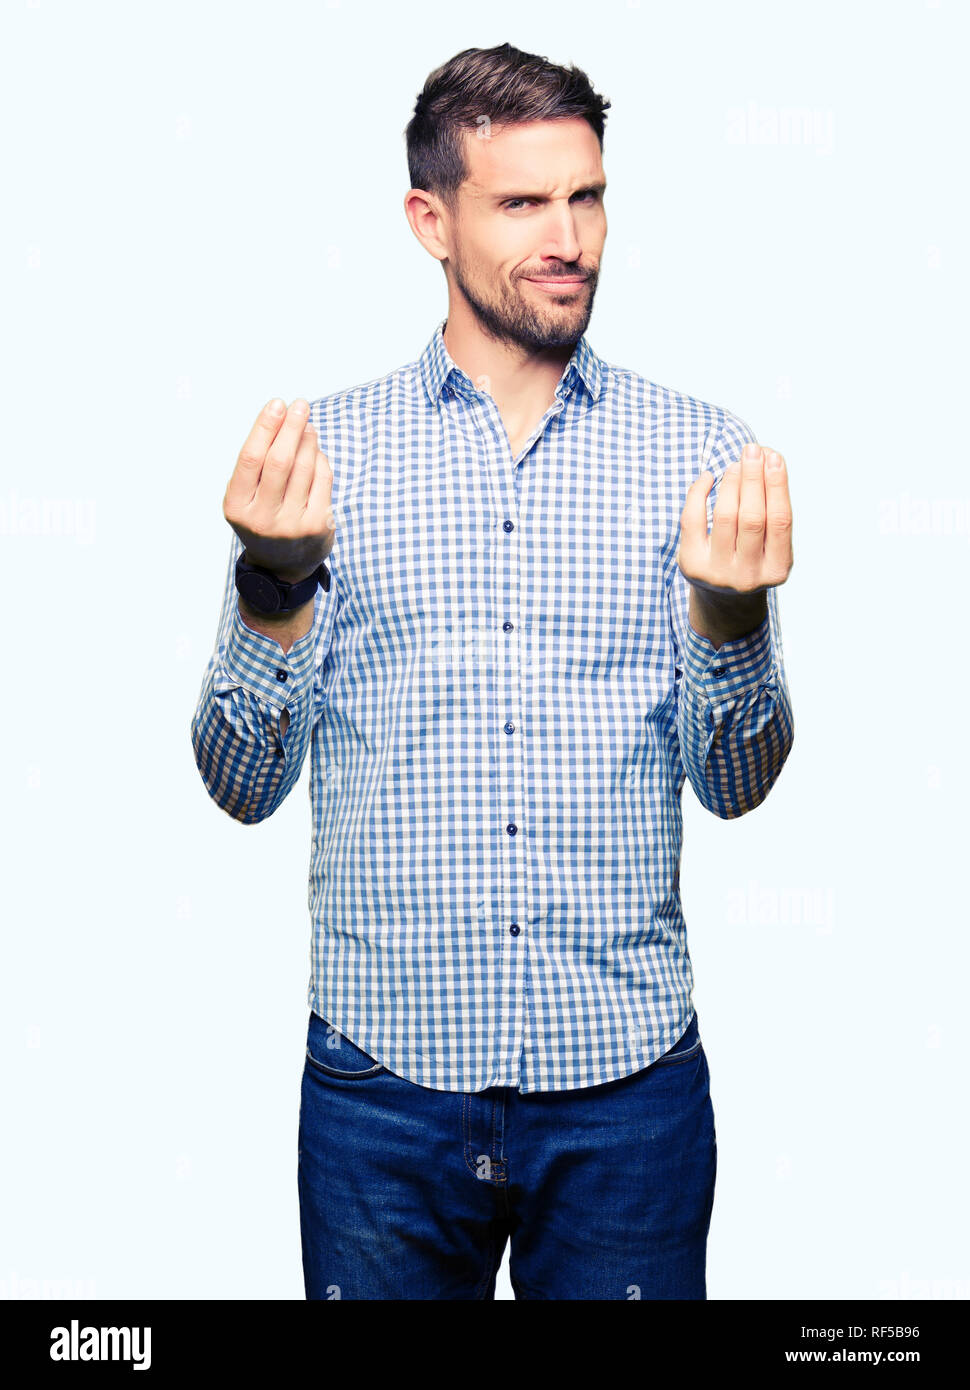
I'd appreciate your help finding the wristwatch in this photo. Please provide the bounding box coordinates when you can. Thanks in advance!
[235,549,331,615]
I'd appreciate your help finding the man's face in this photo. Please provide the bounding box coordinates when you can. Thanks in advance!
[442,117,607,352]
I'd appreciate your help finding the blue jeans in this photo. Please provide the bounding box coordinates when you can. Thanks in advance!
[297,1008,717,1300]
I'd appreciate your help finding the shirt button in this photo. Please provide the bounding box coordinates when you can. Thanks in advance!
[502,519,514,532]
[713,666,726,677]
[506,823,517,836]
[275,668,288,681]
[509,923,520,937]
[502,621,514,632]
[504,721,515,734]
[275,748,284,759]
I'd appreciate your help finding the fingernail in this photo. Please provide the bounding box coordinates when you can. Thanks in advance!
[766,450,783,469]
[743,442,761,460]
[267,398,284,416]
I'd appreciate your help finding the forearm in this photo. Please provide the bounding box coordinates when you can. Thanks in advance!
[191,582,324,819]
[237,594,315,651]
[677,585,794,818]
[687,584,768,650]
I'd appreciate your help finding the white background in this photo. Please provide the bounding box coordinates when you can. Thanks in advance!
[1,0,966,1301]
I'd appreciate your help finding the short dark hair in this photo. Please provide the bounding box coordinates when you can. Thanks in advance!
[405,42,611,212]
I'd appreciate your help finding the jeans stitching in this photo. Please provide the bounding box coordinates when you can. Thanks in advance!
[473,1224,500,1300]
[305,1046,385,1079]
[651,1038,703,1066]
[461,1094,480,1179]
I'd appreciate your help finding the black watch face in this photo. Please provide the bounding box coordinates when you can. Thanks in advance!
[239,571,281,613]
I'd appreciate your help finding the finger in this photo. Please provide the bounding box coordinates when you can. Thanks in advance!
[763,449,793,580]
[280,423,319,514]
[305,448,335,534]
[708,455,743,569]
[679,469,716,571]
[735,442,766,572]
[257,398,311,510]
[225,398,287,509]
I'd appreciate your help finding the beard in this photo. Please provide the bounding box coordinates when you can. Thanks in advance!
[448,247,599,352]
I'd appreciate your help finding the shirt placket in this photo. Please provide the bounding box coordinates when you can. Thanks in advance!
[460,378,567,1089]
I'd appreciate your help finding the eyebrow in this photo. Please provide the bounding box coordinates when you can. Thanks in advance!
[491,180,607,202]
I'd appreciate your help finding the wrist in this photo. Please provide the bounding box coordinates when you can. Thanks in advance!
[241,550,318,586]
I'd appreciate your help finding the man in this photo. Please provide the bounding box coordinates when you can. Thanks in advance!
[191,42,794,1301]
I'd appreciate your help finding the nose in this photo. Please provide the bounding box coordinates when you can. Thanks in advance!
[537,201,583,266]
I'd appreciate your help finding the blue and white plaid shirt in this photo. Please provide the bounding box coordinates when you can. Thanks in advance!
[191,319,794,1093]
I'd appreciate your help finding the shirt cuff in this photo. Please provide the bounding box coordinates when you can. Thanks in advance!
[680,611,773,701]
[221,596,320,707]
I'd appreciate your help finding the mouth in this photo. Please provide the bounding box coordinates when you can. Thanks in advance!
[523,276,589,293]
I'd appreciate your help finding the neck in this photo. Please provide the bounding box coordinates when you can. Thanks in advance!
[441,302,575,419]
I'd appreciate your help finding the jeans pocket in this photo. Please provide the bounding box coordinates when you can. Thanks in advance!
[305,1011,386,1079]
[650,1011,703,1066]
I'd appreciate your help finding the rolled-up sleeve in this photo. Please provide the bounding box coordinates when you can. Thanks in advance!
[669,416,795,818]
[190,531,337,824]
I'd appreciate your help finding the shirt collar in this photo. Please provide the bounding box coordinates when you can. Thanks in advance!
[420,317,603,407]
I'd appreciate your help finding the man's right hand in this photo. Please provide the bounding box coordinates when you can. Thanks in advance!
[223,397,335,584]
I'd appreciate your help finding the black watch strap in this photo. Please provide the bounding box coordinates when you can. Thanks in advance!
[235,550,331,615]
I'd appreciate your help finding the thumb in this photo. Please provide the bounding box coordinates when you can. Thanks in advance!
[679,469,715,545]
[676,470,714,577]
